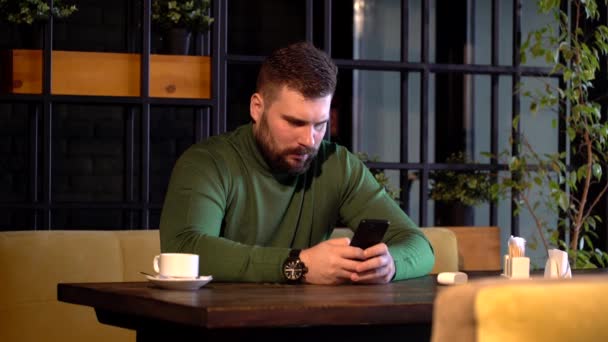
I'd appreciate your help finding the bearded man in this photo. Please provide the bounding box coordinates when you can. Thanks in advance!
[159,42,434,285]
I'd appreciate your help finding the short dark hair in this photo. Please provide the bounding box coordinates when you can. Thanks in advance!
[256,41,338,104]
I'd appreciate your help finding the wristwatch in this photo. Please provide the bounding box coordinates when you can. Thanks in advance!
[282,249,308,283]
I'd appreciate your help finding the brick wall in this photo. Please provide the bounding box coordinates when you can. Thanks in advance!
[0,101,199,229]
[150,107,197,203]
[52,104,127,202]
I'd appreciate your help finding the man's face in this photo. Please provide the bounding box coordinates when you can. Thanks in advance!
[251,86,332,174]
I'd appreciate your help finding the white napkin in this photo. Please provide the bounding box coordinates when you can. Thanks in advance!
[508,236,526,256]
[544,248,572,279]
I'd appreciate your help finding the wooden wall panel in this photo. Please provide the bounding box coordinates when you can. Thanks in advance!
[2,49,211,99]
[437,226,502,271]
[53,50,141,96]
[150,54,211,99]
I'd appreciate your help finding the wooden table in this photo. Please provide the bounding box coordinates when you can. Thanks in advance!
[58,275,445,342]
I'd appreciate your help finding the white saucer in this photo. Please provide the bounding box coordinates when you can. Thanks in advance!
[146,275,213,291]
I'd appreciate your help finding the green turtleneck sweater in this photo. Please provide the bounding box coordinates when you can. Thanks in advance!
[159,124,434,282]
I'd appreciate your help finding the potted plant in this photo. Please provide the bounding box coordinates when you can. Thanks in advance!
[494,0,608,268]
[152,0,214,55]
[0,0,77,48]
[430,151,496,226]
[0,0,77,25]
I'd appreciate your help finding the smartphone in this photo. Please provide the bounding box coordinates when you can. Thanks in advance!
[350,219,390,249]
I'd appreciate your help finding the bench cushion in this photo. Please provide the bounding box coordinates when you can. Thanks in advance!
[432,275,608,342]
[0,230,160,342]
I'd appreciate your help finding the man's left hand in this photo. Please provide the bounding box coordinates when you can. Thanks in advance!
[350,243,395,284]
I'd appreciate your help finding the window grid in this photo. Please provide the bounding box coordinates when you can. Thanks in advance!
[0,0,567,235]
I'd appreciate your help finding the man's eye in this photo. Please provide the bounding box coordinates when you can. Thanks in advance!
[289,121,304,127]
[314,122,326,130]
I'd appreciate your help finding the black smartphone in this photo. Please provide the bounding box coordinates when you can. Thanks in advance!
[350,219,390,249]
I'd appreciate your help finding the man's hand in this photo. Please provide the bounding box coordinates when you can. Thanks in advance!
[350,243,395,284]
[299,238,365,285]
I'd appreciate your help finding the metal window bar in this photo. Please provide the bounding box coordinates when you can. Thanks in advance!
[124,108,136,229]
[400,0,410,214]
[305,0,314,43]
[419,0,430,226]
[323,0,332,56]
[125,0,137,229]
[511,0,522,236]
[29,104,40,229]
[41,0,54,230]
[490,0,500,226]
[322,0,332,141]
[141,0,151,229]
[213,0,227,136]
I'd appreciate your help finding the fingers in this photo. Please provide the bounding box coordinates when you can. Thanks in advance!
[325,238,366,260]
[300,239,366,285]
[351,244,395,284]
[301,239,394,285]
[350,265,391,283]
[326,237,350,246]
[362,242,389,259]
[355,253,390,274]
[351,259,394,284]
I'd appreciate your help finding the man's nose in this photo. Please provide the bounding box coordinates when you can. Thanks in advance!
[299,126,315,147]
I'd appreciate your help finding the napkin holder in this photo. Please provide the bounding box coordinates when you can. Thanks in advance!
[544,248,572,279]
[503,255,530,279]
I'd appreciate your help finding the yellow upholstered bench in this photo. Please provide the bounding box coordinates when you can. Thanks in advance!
[420,227,459,274]
[0,230,160,342]
[0,227,458,342]
[431,275,608,342]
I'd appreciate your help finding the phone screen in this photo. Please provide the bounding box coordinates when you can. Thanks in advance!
[349,219,390,249]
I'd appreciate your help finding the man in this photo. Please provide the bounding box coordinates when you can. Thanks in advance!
[159,42,434,285]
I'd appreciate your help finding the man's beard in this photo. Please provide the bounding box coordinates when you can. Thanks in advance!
[254,114,318,175]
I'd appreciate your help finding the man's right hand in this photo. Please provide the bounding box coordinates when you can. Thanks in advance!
[298,238,366,285]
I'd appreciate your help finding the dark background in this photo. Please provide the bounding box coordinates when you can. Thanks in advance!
[1,0,606,258]
[0,0,358,230]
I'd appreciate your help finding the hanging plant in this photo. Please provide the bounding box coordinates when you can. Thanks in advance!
[430,151,496,207]
[0,0,77,25]
[152,0,214,33]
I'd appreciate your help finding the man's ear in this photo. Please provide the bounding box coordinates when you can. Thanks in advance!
[250,93,264,123]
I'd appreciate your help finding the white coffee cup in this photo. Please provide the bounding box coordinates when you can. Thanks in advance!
[153,253,199,278]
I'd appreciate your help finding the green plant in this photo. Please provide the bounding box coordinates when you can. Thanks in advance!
[494,0,608,268]
[356,152,401,201]
[429,151,496,207]
[152,0,214,33]
[0,0,77,25]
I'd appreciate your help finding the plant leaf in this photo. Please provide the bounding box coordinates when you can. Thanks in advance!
[592,164,602,180]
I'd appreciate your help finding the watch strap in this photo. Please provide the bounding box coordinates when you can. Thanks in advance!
[289,249,301,258]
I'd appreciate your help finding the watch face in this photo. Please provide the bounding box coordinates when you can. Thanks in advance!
[284,259,304,281]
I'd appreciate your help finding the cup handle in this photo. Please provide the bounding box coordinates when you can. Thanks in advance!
[153,255,161,274]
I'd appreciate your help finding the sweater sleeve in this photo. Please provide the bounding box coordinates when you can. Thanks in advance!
[159,148,289,283]
[337,150,435,280]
